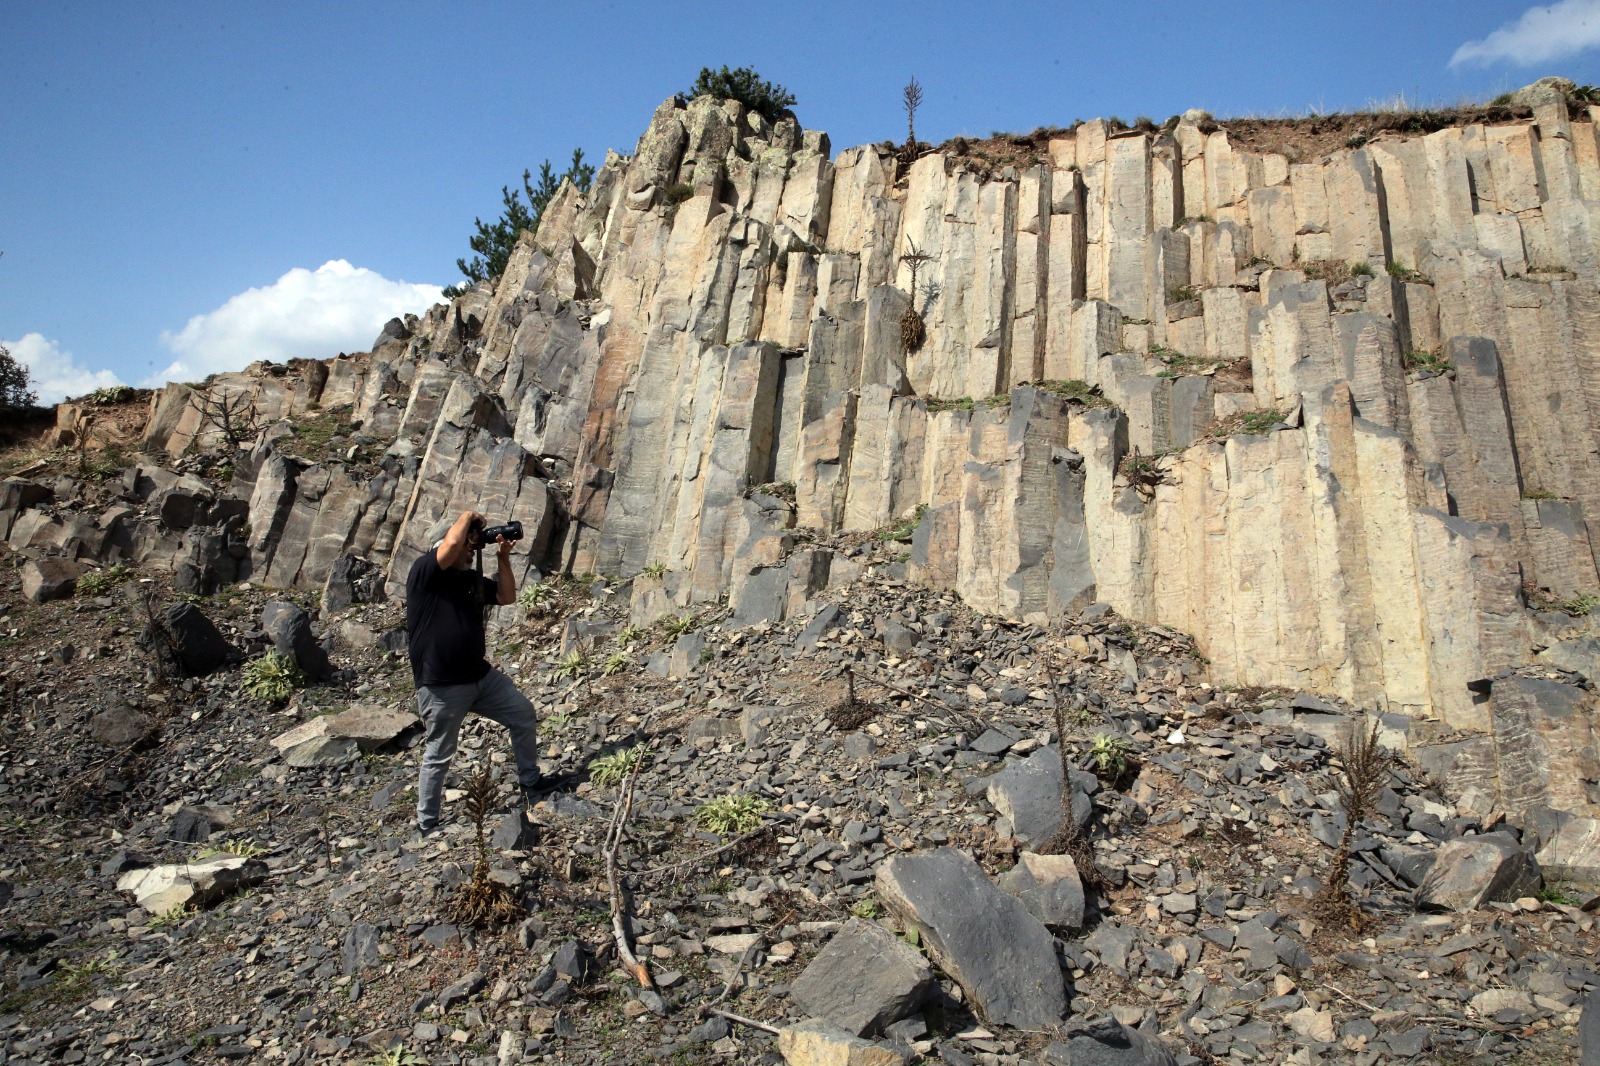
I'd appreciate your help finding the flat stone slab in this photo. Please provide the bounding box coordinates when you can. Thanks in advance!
[876,848,1066,1029]
[789,918,934,1037]
[1419,837,1542,912]
[285,735,360,768]
[775,1019,908,1066]
[117,855,268,915]
[1536,815,1600,885]
[272,704,417,755]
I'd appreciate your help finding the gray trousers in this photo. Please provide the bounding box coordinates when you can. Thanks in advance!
[415,667,539,830]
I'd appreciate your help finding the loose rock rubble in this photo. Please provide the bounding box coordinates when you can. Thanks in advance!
[1,536,1596,1066]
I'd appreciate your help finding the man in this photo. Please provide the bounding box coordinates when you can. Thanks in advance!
[406,509,539,834]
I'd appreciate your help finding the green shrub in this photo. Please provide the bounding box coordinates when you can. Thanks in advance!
[553,652,587,680]
[685,66,797,119]
[694,793,772,834]
[601,651,630,677]
[1089,732,1131,775]
[660,614,696,638]
[588,743,650,787]
[242,651,304,704]
[76,563,131,597]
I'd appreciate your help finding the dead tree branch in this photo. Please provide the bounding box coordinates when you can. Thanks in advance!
[604,753,653,988]
[187,388,260,449]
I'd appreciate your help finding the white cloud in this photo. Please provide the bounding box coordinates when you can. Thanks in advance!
[148,260,442,386]
[3,333,125,406]
[1451,0,1600,67]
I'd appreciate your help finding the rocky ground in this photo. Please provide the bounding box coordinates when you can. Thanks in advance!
[1,526,1597,1066]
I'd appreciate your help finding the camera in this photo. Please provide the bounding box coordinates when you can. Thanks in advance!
[468,518,523,547]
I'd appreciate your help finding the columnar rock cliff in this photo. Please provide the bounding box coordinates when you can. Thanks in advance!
[18,85,1600,816]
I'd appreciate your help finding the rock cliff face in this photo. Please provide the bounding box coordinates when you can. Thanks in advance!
[19,87,1600,812]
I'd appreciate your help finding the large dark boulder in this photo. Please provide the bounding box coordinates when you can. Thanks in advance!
[261,600,333,682]
[163,602,233,676]
[789,918,934,1037]
[876,848,1066,1028]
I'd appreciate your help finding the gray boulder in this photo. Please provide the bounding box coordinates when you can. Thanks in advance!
[1000,852,1085,930]
[1419,837,1542,911]
[89,703,155,749]
[322,552,386,615]
[1042,1017,1177,1065]
[22,557,79,603]
[262,599,333,681]
[986,746,1095,846]
[1534,814,1600,885]
[876,848,1066,1028]
[163,602,234,676]
[789,918,935,1037]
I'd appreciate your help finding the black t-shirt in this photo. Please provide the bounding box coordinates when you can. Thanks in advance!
[405,548,498,688]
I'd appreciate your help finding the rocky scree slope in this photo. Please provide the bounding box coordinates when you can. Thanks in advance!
[0,530,1598,1065]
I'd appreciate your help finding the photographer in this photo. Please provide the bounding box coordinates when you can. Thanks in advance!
[406,509,539,835]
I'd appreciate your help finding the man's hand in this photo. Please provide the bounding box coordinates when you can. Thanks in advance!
[496,534,514,560]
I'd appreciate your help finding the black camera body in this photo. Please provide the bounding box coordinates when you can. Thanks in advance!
[468,518,523,547]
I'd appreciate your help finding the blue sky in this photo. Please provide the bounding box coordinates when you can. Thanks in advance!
[5,0,1600,402]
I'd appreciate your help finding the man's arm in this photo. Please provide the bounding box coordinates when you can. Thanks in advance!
[435,510,481,570]
[495,536,517,605]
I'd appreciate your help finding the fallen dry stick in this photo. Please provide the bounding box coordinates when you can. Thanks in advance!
[603,755,652,989]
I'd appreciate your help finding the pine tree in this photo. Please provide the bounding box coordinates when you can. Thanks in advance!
[444,148,596,299]
[684,66,797,120]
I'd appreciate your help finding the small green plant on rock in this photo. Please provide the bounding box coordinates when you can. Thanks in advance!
[1089,732,1131,776]
[589,743,650,788]
[925,396,975,413]
[553,652,588,680]
[518,583,555,615]
[1166,285,1199,303]
[601,651,630,677]
[641,562,668,578]
[660,613,696,638]
[873,504,928,544]
[197,838,266,860]
[367,1046,428,1066]
[149,903,194,928]
[1537,884,1579,906]
[695,793,772,834]
[1387,260,1430,284]
[615,624,644,645]
[1032,379,1113,408]
[76,563,131,597]
[849,898,881,920]
[242,651,304,704]
[1402,348,1454,374]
